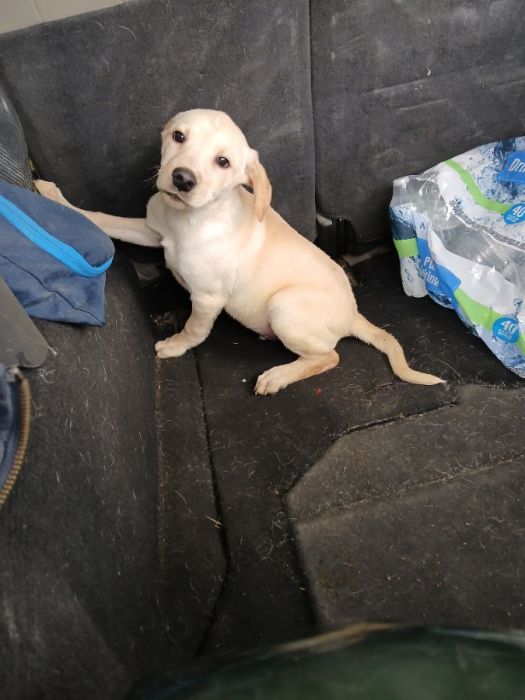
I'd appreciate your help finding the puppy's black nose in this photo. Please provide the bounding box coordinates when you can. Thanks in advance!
[172,167,196,192]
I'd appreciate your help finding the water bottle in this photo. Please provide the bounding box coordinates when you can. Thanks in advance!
[390,137,525,377]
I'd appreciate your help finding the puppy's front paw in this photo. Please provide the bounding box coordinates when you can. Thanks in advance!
[254,367,288,396]
[35,179,68,204]
[155,335,188,359]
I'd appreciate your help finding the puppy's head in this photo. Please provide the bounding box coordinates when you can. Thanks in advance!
[156,109,271,220]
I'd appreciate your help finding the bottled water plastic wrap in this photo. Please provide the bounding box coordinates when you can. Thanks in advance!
[390,138,525,378]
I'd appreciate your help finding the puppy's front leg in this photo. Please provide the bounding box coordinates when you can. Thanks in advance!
[155,295,224,359]
[35,179,161,247]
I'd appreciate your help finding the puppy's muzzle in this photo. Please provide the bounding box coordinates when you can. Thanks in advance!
[172,167,196,193]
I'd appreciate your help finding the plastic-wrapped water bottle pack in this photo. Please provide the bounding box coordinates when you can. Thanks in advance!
[390,138,525,378]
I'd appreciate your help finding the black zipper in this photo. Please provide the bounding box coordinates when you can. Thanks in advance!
[0,368,31,507]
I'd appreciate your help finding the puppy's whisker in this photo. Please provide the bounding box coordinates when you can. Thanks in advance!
[143,165,161,186]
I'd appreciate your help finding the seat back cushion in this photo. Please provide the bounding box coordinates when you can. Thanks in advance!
[0,0,316,237]
[311,0,525,242]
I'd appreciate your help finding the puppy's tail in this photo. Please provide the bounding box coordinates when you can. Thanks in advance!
[351,313,444,386]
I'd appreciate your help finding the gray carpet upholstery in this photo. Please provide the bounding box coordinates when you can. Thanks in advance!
[0,257,173,697]
[311,0,525,241]
[293,455,525,625]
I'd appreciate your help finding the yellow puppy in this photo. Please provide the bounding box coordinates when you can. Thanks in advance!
[37,109,442,394]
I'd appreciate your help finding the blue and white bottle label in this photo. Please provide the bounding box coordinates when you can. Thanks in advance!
[503,202,525,225]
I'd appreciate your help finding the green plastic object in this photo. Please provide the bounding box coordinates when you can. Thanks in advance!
[127,624,525,699]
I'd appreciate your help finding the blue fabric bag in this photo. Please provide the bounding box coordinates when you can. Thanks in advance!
[0,180,114,325]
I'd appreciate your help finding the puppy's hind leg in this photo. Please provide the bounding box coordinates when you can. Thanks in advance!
[254,297,341,395]
[255,350,339,396]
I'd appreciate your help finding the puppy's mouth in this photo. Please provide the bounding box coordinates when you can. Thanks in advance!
[159,189,186,203]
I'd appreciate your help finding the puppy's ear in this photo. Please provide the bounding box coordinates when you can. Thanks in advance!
[245,149,272,222]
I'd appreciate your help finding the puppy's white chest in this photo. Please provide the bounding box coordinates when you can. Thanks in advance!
[146,193,248,297]
[159,236,189,289]
[162,219,238,295]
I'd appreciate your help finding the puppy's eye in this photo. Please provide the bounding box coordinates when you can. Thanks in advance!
[216,156,230,168]
[173,130,185,143]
